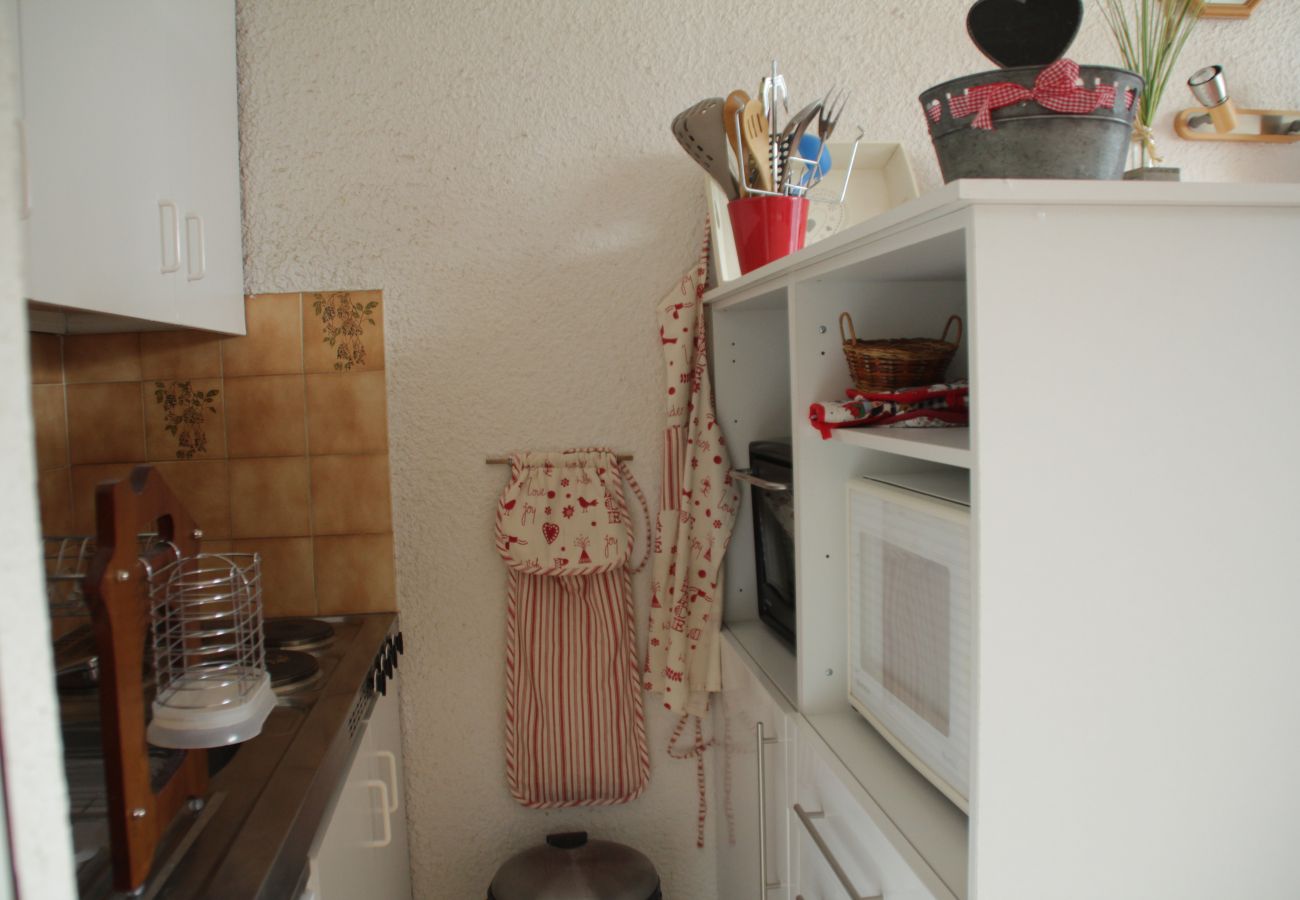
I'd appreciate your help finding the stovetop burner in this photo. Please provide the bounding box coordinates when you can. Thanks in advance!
[266,649,321,693]
[263,617,336,651]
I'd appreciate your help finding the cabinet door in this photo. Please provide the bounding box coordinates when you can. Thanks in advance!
[714,634,794,900]
[792,726,937,900]
[310,676,411,900]
[161,0,244,333]
[361,670,413,900]
[19,0,245,333]
[19,0,175,323]
[310,725,380,900]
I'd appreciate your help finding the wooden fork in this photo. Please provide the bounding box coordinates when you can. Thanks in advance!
[740,98,774,194]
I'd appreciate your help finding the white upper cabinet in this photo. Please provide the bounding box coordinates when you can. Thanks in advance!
[19,0,245,334]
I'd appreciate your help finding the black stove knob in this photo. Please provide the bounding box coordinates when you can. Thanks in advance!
[375,665,387,697]
[386,640,398,672]
[395,631,404,655]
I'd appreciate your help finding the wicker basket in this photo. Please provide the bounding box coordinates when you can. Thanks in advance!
[839,312,963,392]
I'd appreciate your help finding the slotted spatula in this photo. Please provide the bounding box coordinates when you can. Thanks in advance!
[672,98,738,201]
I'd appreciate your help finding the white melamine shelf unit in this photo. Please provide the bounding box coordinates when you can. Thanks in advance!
[706,180,1300,900]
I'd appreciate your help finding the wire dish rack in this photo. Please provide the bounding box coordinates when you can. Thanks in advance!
[145,552,274,749]
[44,533,167,616]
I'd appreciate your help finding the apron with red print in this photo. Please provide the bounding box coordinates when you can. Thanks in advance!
[495,449,651,807]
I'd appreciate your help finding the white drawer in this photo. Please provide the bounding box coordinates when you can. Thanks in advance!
[792,725,937,900]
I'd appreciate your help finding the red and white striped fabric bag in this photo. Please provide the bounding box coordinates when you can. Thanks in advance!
[495,449,651,807]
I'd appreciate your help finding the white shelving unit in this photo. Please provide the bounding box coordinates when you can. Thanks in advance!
[706,180,1300,900]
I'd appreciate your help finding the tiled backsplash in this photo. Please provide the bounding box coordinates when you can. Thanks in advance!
[31,291,395,623]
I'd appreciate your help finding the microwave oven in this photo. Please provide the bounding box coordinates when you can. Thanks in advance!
[846,472,971,811]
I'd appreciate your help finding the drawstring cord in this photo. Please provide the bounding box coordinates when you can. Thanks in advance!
[667,713,716,848]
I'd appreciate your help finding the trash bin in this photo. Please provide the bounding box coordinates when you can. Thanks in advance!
[488,832,662,900]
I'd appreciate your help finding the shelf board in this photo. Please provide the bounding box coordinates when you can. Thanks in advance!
[724,620,798,709]
[828,426,971,468]
[806,708,970,900]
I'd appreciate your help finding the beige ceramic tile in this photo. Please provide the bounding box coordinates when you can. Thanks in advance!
[31,384,68,470]
[230,537,316,617]
[29,333,63,384]
[309,454,392,536]
[66,382,146,465]
[63,334,142,383]
[314,534,396,614]
[229,457,312,539]
[221,294,303,376]
[145,379,226,461]
[70,463,136,535]
[223,375,307,458]
[305,371,388,455]
[139,330,223,379]
[302,291,385,373]
[37,468,75,535]
[153,460,232,540]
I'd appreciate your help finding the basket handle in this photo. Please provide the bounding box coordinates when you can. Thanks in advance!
[838,311,858,345]
[941,314,963,347]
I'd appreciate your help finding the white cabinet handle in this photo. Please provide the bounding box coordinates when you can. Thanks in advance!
[362,779,392,848]
[793,804,882,900]
[756,721,782,896]
[374,750,399,813]
[185,213,206,281]
[159,201,180,273]
[18,120,31,219]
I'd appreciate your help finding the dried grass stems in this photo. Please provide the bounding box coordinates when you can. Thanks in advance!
[1099,0,1204,129]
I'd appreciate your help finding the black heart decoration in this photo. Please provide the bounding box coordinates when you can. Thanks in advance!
[967,0,1084,68]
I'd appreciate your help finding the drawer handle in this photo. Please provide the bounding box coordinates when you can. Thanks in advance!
[733,469,791,492]
[159,201,181,273]
[185,213,206,281]
[793,803,882,900]
[756,722,783,896]
[374,750,399,813]
[362,779,392,848]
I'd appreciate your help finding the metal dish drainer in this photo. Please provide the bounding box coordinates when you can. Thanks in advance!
[144,550,275,749]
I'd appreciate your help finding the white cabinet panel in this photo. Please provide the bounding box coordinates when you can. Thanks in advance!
[714,632,795,900]
[18,0,245,333]
[309,667,412,900]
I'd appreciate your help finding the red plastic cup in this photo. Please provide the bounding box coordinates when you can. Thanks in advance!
[727,196,810,275]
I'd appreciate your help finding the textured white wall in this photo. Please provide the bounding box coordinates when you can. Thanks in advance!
[235,2,1300,897]
[1,0,78,896]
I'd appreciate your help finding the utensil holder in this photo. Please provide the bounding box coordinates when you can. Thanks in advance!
[727,196,809,275]
[147,552,274,749]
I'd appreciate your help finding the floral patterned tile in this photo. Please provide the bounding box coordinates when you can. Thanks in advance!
[302,291,384,373]
[145,379,226,460]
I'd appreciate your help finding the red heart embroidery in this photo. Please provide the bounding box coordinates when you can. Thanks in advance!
[542,523,560,544]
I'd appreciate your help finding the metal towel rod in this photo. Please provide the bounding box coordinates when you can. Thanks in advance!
[485,453,633,465]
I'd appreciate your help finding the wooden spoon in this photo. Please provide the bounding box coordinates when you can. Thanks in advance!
[740,98,774,194]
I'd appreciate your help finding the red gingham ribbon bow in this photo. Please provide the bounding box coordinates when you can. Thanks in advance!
[947,59,1117,131]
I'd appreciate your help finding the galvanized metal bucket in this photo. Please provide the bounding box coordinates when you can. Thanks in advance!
[920,65,1144,182]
